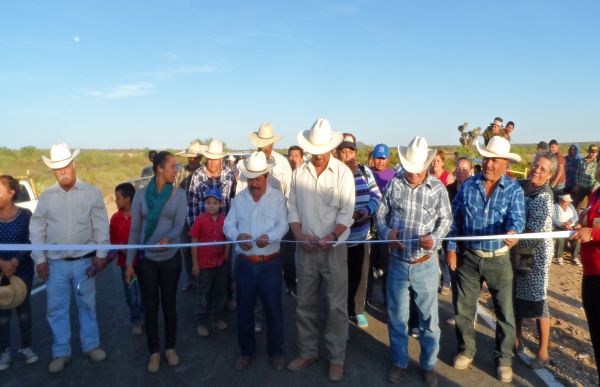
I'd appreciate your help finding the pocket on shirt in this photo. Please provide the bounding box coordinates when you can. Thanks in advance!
[321,186,340,209]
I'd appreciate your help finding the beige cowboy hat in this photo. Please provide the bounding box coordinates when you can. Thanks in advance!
[42,143,80,170]
[397,136,437,174]
[175,140,207,158]
[476,136,522,163]
[238,151,275,179]
[0,275,27,310]
[559,194,573,203]
[297,118,343,155]
[201,139,227,160]
[249,122,283,148]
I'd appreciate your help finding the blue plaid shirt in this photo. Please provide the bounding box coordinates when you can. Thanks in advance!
[447,173,525,252]
[376,172,453,262]
[187,165,237,226]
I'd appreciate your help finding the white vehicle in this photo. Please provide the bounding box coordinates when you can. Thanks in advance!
[15,178,38,212]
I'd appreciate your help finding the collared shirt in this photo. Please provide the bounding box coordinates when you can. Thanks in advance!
[187,164,237,226]
[29,179,110,265]
[575,158,598,189]
[189,212,227,268]
[376,172,453,262]
[236,151,293,198]
[447,173,525,252]
[288,156,355,241]
[110,209,132,267]
[348,165,381,242]
[224,185,289,256]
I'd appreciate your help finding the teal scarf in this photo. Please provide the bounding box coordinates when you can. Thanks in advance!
[144,177,174,243]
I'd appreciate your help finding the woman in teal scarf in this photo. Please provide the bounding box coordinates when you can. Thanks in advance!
[126,151,187,373]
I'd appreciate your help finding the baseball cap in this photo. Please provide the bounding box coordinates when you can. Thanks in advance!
[589,144,599,153]
[373,144,389,159]
[204,188,223,202]
[337,133,357,151]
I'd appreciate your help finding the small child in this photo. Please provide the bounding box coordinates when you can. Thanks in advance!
[110,182,144,335]
[553,194,581,266]
[190,188,230,337]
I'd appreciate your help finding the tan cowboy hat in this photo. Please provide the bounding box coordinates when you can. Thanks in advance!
[201,139,227,160]
[397,136,437,174]
[476,136,521,163]
[238,151,275,179]
[42,143,80,170]
[559,194,573,203]
[249,122,283,148]
[175,140,207,158]
[0,275,27,310]
[297,118,343,155]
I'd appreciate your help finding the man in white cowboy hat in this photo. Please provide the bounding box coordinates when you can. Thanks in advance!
[286,118,355,382]
[29,143,110,373]
[224,151,289,372]
[376,136,452,386]
[176,140,208,292]
[446,136,525,383]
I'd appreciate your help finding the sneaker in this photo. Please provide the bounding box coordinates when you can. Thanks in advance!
[131,323,143,336]
[254,322,263,333]
[18,347,39,365]
[197,324,210,337]
[165,349,180,367]
[376,269,384,278]
[48,356,70,373]
[453,354,473,370]
[356,314,369,328]
[86,348,106,362]
[497,366,513,383]
[409,327,420,338]
[555,257,564,265]
[147,353,160,373]
[573,257,582,267]
[0,349,11,371]
[212,319,228,330]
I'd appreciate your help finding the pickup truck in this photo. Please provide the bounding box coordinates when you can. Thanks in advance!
[15,179,38,212]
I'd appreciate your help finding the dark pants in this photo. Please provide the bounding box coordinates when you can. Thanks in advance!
[235,256,283,357]
[347,244,369,316]
[120,267,144,324]
[281,230,297,292]
[196,263,228,325]
[0,276,32,351]
[367,242,389,304]
[555,231,581,259]
[582,275,600,381]
[138,252,182,354]
[455,248,515,366]
[180,224,195,285]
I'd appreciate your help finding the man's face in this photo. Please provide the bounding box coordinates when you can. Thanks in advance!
[492,120,502,134]
[288,150,303,170]
[505,124,514,134]
[206,158,223,174]
[550,144,559,154]
[373,157,388,171]
[247,174,268,198]
[337,147,356,166]
[53,162,77,189]
[455,159,473,184]
[405,170,427,187]
[114,191,131,211]
[204,196,221,215]
[482,157,509,183]
[589,149,599,160]
[188,156,201,171]
[311,153,330,169]
[568,146,576,157]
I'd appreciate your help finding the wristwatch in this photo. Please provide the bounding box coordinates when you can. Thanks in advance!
[330,232,339,241]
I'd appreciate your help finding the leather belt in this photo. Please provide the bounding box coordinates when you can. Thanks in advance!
[408,254,432,265]
[64,251,95,261]
[470,245,509,258]
[239,252,280,264]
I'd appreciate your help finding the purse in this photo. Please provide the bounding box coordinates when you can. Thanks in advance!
[511,245,535,276]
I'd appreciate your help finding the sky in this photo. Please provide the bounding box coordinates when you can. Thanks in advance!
[1,0,599,151]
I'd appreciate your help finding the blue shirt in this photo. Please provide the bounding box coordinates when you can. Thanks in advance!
[0,208,34,280]
[447,173,525,252]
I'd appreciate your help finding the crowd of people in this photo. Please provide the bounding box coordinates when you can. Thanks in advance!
[0,117,599,386]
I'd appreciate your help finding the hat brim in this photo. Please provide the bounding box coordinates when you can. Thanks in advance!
[175,151,205,158]
[297,130,344,155]
[201,151,227,160]
[238,160,275,179]
[0,275,27,310]
[397,147,437,174]
[42,149,80,170]
[249,132,283,148]
[475,142,522,163]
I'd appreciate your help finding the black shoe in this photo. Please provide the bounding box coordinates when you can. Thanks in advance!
[234,356,253,371]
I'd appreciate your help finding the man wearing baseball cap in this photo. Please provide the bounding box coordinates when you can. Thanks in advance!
[572,144,599,208]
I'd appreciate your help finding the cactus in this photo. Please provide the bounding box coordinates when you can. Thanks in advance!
[458,122,481,148]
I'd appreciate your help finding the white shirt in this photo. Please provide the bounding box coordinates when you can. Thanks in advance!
[224,185,289,256]
[29,179,110,265]
[236,151,293,198]
[288,156,355,241]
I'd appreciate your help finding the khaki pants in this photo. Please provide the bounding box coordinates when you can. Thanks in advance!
[295,245,348,364]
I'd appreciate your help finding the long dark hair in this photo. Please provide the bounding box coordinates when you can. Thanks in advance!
[0,175,20,202]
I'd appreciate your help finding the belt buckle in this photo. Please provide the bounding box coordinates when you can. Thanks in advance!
[258,255,265,262]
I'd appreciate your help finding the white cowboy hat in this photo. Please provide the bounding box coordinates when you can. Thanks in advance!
[476,136,522,163]
[559,194,573,203]
[238,151,275,179]
[175,140,207,158]
[201,139,227,160]
[397,136,437,174]
[0,275,27,310]
[249,122,283,148]
[42,143,80,170]
[297,118,343,155]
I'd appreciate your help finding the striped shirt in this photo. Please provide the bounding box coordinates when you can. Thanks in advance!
[447,173,525,252]
[376,172,453,262]
[187,164,237,226]
[348,165,382,243]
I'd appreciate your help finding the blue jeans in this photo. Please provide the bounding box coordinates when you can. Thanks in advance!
[120,267,143,324]
[386,253,440,370]
[235,257,283,357]
[47,258,100,357]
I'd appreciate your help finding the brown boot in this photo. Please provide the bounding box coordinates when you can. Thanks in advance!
[388,366,407,383]
[422,369,438,387]
[286,356,317,371]
[328,363,344,382]
[234,356,253,371]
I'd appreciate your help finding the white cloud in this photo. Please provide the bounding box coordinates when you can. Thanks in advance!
[86,82,154,100]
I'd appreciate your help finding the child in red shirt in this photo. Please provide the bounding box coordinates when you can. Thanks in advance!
[110,183,143,335]
[190,189,230,336]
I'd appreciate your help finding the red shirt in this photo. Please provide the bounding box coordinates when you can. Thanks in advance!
[189,212,227,269]
[581,196,600,275]
[110,209,133,267]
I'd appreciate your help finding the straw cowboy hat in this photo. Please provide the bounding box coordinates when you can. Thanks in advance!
[249,122,283,148]
[559,194,573,203]
[176,140,208,158]
[0,275,27,310]
[42,143,80,170]
[238,151,275,179]
[297,118,343,155]
[476,136,522,163]
[397,136,437,174]
[201,139,227,160]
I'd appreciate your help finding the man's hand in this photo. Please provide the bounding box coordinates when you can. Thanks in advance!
[318,234,336,250]
[36,262,49,281]
[93,257,107,271]
[419,234,434,250]
[571,227,594,243]
[0,258,18,278]
[352,209,369,226]
[192,265,200,277]
[125,265,136,285]
[237,233,253,251]
[255,234,270,248]
[157,236,170,251]
[387,229,405,250]
[504,230,518,248]
[446,250,458,271]
[299,234,319,253]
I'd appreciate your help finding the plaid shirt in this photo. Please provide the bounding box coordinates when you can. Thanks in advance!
[575,157,598,189]
[447,173,525,252]
[376,172,453,262]
[187,165,237,226]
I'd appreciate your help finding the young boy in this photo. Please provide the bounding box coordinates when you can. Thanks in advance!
[190,188,230,337]
[110,182,144,335]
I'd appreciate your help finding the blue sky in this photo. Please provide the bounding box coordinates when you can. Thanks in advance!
[1,0,598,150]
